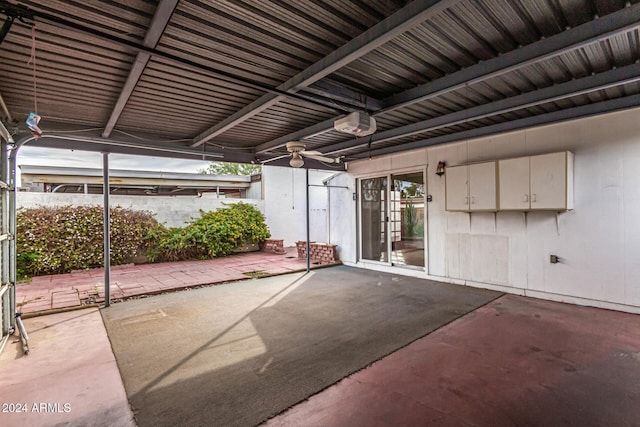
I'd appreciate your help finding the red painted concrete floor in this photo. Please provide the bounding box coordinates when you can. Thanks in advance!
[0,309,135,427]
[17,247,336,315]
[266,294,640,427]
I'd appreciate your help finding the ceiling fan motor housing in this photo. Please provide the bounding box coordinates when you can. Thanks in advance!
[286,141,306,153]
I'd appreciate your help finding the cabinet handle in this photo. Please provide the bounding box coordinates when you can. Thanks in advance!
[532,193,537,203]
[464,196,469,205]
[471,196,475,204]
[523,194,529,202]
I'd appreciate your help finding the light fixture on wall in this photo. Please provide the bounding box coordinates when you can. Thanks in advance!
[435,161,446,177]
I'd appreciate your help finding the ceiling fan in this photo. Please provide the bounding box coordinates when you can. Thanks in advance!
[263,141,341,168]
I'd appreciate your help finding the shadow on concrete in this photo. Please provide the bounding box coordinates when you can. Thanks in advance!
[102,266,501,427]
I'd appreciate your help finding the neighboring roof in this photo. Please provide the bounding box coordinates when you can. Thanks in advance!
[19,165,253,195]
[1,1,639,169]
[19,164,252,184]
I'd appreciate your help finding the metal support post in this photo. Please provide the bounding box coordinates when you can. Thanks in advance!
[103,153,111,307]
[9,143,27,354]
[306,168,310,273]
[0,137,10,344]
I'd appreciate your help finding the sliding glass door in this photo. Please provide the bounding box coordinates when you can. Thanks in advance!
[359,170,426,269]
[391,172,425,268]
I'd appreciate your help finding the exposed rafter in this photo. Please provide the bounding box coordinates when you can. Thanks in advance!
[320,63,640,155]
[303,79,383,111]
[190,0,461,147]
[101,0,179,138]
[255,3,640,155]
[350,94,640,160]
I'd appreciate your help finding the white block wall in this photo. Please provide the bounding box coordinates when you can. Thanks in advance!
[17,192,264,228]
[262,166,337,247]
[332,107,640,313]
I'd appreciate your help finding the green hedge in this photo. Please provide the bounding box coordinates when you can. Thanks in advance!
[17,202,271,277]
[148,202,271,262]
[17,205,160,277]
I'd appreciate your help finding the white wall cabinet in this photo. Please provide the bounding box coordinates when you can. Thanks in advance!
[445,161,497,212]
[445,165,469,211]
[498,156,531,210]
[498,151,574,211]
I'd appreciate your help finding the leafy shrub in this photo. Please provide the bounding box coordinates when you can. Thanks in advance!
[17,205,160,277]
[403,202,418,237]
[402,202,424,238]
[148,202,270,262]
[17,202,271,278]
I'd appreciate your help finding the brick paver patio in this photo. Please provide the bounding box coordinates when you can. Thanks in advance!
[17,247,337,315]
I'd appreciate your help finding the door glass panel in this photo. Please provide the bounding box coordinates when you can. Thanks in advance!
[391,172,425,267]
[360,177,388,262]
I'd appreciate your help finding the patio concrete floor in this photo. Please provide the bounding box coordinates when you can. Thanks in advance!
[16,247,335,315]
[0,308,135,427]
[100,266,500,427]
[2,266,640,426]
[267,294,640,426]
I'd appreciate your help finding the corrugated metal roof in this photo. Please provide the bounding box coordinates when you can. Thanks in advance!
[1,0,640,168]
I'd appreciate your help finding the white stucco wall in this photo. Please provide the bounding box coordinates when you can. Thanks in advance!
[334,107,640,313]
[246,178,263,200]
[326,172,357,263]
[262,165,337,246]
[17,192,264,228]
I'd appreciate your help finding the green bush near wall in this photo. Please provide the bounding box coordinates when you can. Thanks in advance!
[17,205,160,277]
[17,202,270,278]
[147,202,271,262]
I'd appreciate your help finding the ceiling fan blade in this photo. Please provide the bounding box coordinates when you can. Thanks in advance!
[300,150,323,156]
[260,154,290,164]
[303,153,340,163]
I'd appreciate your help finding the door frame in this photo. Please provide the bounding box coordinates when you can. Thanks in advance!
[356,167,428,271]
[357,174,390,267]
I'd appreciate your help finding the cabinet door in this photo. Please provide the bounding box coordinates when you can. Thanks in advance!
[530,152,567,210]
[445,165,469,211]
[469,161,497,211]
[498,157,530,210]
